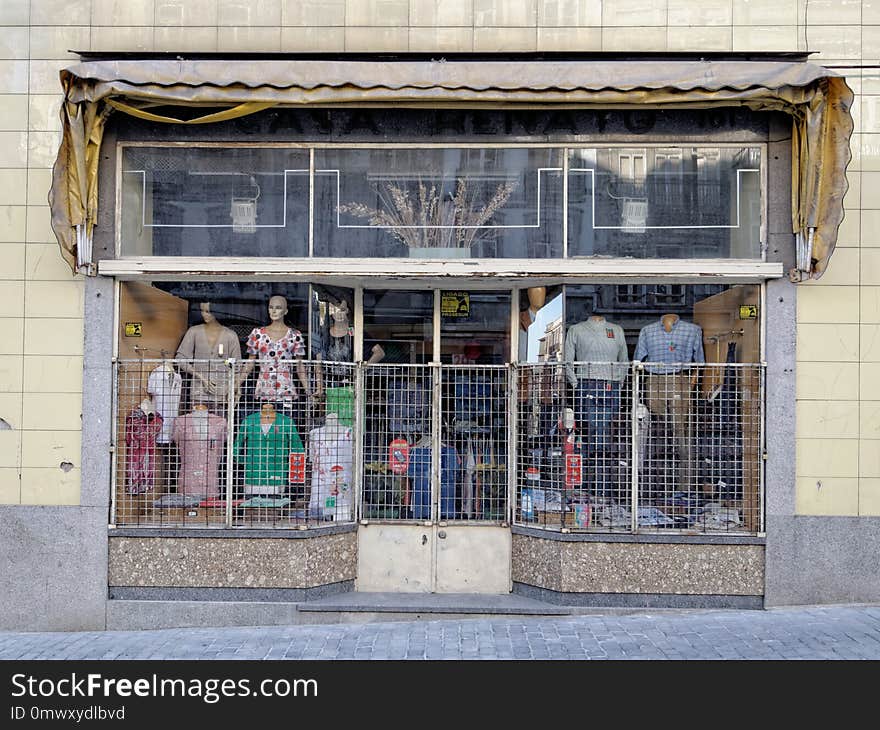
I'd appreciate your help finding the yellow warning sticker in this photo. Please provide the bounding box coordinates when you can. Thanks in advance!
[441,291,470,318]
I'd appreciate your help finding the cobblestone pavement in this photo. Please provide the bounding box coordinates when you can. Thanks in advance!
[1,605,879,660]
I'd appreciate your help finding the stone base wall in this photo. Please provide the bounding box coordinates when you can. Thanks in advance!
[512,532,764,597]
[108,530,357,590]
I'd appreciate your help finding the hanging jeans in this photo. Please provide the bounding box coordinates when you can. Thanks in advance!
[576,379,621,452]
[576,379,621,497]
[407,445,459,520]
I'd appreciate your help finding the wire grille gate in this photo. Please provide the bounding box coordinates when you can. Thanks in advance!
[112,358,356,528]
[112,359,763,534]
[361,364,434,521]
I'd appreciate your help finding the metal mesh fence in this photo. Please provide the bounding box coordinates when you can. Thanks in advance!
[513,361,764,534]
[634,362,764,534]
[113,359,763,534]
[113,358,356,528]
[516,361,632,531]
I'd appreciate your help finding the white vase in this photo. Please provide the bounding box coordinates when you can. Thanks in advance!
[408,246,471,258]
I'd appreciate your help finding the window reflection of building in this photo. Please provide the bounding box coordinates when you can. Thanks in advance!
[537,316,563,362]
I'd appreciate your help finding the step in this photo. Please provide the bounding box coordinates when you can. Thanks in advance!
[105,593,573,630]
[296,591,573,617]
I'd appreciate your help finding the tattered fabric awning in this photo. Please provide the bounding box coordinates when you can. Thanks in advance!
[50,58,853,279]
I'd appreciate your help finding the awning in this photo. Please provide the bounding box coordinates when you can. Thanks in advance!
[50,58,853,279]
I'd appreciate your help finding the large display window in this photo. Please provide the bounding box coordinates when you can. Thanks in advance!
[112,279,764,535]
[118,143,763,262]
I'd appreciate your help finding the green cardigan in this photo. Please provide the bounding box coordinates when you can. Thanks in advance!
[233,411,304,487]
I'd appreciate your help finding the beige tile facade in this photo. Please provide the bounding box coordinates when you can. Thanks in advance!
[0,1,875,516]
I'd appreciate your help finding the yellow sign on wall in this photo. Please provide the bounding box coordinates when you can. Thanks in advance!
[738,305,758,320]
[441,291,470,318]
[124,322,142,337]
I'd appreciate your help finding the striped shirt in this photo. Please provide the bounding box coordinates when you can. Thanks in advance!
[634,318,704,374]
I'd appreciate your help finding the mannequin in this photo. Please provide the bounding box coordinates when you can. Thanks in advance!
[308,412,354,520]
[175,302,241,412]
[260,400,276,435]
[519,286,547,332]
[563,310,628,496]
[634,312,705,489]
[239,295,313,429]
[314,296,383,426]
[233,399,303,496]
[315,297,385,371]
[171,402,227,498]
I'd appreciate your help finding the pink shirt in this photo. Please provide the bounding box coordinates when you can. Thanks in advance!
[171,411,228,497]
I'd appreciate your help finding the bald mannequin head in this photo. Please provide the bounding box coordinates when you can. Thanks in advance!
[267,296,288,324]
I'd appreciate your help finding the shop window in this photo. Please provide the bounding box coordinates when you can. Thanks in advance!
[568,146,762,259]
[314,147,564,258]
[513,283,764,534]
[118,142,761,262]
[111,279,764,534]
[120,146,310,257]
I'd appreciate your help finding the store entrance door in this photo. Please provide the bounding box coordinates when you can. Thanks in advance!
[356,289,512,593]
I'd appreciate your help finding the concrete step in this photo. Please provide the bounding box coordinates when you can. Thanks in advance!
[106,592,573,630]
[297,591,574,617]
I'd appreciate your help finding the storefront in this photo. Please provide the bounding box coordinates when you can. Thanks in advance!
[51,56,852,608]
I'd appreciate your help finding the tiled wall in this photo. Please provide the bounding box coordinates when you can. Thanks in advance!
[0,0,876,514]
[796,0,880,517]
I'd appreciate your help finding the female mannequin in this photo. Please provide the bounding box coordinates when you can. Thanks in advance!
[315,298,383,382]
[239,296,313,428]
[175,302,241,411]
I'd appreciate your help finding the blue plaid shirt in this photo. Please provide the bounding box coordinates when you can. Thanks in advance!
[634,318,704,374]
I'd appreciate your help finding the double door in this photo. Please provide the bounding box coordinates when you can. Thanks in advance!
[356,289,513,593]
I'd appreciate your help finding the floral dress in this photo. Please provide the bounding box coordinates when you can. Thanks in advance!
[246,326,306,404]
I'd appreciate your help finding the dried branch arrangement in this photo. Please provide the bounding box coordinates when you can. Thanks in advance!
[338,178,518,249]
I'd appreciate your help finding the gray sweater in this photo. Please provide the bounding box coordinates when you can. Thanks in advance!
[564,319,629,385]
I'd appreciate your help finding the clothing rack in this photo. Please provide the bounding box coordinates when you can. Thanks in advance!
[132,345,172,357]
[705,329,744,343]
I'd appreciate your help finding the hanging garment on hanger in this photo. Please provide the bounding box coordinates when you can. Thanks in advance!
[387,378,428,435]
[124,406,163,494]
[172,410,227,498]
[308,422,354,520]
[407,443,459,520]
[147,364,182,444]
[453,373,493,432]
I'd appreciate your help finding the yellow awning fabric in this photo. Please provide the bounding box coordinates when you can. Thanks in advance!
[50,59,853,278]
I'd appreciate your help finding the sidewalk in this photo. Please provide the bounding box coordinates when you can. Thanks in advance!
[2,604,879,660]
